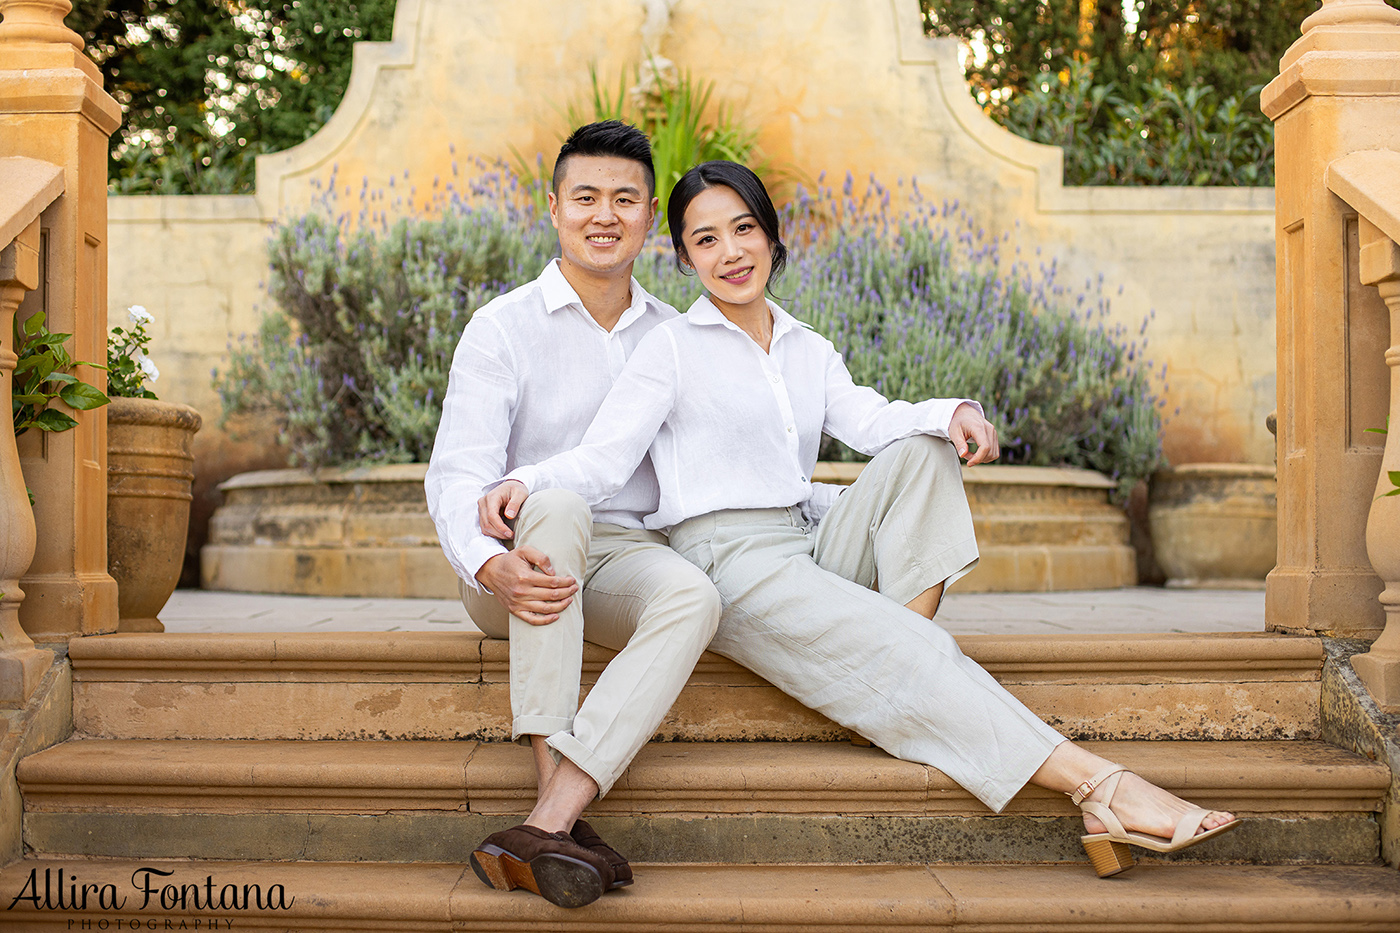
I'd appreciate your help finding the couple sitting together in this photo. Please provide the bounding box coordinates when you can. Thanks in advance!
[423,120,1238,909]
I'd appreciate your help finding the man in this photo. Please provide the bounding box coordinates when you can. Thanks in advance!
[424,121,720,909]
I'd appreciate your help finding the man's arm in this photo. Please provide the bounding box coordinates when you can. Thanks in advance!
[424,315,577,621]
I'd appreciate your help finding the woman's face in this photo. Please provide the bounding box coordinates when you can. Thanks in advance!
[680,184,772,316]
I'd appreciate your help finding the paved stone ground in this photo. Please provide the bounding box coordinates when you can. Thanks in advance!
[160,587,1265,635]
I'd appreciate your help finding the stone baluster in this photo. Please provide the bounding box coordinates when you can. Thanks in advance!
[0,0,81,46]
[0,0,122,642]
[0,219,53,705]
[1261,0,1400,637]
[1350,220,1400,708]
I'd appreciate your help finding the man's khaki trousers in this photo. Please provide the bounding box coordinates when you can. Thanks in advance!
[461,488,720,797]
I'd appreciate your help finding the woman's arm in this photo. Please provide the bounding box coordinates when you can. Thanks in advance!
[481,327,681,531]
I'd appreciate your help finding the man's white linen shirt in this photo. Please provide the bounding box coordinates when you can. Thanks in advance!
[504,295,980,530]
[425,259,677,591]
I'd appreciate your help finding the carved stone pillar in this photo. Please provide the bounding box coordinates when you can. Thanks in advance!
[1260,0,1400,636]
[1349,218,1400,707]
[0,0,122,641]
[0,219,53,704]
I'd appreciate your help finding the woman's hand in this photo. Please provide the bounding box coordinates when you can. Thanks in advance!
[949,403,1000,465]
[479,480,530,539]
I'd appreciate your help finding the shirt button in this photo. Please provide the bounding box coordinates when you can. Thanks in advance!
[771,374,780,383]
[786,426,794,433]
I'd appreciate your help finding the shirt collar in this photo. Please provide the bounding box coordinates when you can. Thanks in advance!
[685,294,808,345]
[538,259,659,330]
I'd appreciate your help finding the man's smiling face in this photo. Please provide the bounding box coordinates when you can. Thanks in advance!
[548,154,657,280]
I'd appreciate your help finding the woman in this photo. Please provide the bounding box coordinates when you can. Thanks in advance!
[481,160,1238,877]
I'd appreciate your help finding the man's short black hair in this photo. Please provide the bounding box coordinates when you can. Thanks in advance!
[552,120,656,198]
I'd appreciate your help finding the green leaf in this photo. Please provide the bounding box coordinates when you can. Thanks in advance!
[1390,471,1400,487]
[44,371,79,386]
[1364,427,1388,435]
[33,409,78,432]
[58,382,109,411]
[20,312,45,336]
[23,332,73,350]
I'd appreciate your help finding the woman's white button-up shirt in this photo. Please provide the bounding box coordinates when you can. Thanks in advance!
[505,295,978,531]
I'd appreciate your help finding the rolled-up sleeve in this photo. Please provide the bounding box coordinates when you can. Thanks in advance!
[820,339,981,456]
[425,315,517,592]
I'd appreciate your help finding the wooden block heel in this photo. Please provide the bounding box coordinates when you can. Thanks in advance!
[1082,836,1135,878]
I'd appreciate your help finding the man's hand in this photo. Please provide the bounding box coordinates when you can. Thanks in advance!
[948,403,1000,465]
[479,480,529,540]
[474,547,578,625]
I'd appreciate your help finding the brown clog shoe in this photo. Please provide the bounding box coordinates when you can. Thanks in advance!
[469,823,613,908]
[569,818,633,888]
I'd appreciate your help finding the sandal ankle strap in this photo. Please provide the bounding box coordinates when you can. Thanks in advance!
[1070,763,1127,806]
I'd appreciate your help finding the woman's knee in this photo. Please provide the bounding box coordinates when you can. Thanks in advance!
[884,434,957,470]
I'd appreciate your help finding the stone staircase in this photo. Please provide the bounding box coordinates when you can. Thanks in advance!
[3,628,1400,930]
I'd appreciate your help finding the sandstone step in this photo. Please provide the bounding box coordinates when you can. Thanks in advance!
[1,859,1397,931]
[19,739,1386,865]
[66,631,1325,742]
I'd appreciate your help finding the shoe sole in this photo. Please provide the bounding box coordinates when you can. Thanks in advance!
[470,843,606,908]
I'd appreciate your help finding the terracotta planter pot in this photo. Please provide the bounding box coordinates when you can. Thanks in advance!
[107,396,202,632]
[202,461,1135,597]
[1148,463,1277,589]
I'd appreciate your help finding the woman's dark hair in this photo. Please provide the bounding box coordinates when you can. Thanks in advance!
[667,161,787,287]
[553,120,656,198]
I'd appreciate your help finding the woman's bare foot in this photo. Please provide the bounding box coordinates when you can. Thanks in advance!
[1032,741,1235,839]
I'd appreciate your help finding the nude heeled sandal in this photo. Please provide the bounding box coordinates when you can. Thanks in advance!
[1070,764,1241,878]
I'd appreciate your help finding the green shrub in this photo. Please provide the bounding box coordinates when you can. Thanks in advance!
[919,0,1376,185]
[515,62,770,228]
[1000,59,1273,186]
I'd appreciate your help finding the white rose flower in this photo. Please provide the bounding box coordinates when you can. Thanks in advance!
[127,305,153,325]
[138,353,160,382]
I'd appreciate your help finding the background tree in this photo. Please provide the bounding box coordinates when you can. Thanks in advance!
[922,0,1400,184]
[70,0,397,194]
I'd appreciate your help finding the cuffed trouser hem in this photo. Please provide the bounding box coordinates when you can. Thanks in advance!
[513,716,574,745]
[545,731,620,798]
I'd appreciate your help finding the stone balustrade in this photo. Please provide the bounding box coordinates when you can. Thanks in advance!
[0,0,121,656]
[1261,0,1400,706]
[0,158,63,705]
[1324,152,1400,708]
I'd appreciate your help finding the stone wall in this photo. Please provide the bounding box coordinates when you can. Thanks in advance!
[104,0,1278,575]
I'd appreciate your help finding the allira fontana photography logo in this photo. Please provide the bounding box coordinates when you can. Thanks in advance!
[7,866,295,927]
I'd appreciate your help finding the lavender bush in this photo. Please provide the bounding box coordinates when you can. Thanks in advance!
[216,161,557,466]
[218,164,1165,496]
[775,176,1166,498]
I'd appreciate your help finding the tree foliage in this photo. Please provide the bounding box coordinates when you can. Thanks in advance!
[70,0,397,194]
[922,0,1400,185]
